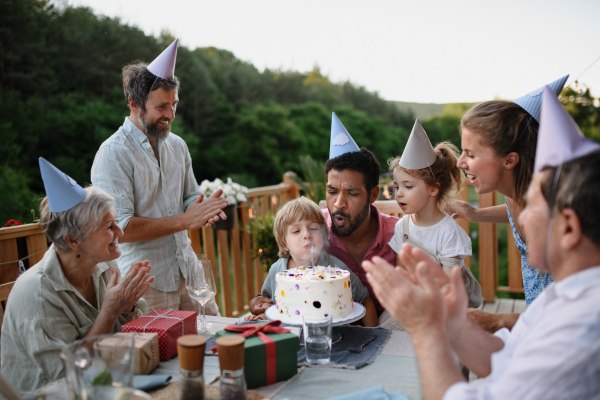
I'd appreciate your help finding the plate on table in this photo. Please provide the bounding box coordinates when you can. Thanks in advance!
[265,302,366,327]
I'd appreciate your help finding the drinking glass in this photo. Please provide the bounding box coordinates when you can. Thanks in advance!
[60,335,135,400]
[186,254,217,336]
[303,314,332,365]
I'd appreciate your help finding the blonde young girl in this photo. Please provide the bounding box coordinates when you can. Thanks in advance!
[387,120,482,308]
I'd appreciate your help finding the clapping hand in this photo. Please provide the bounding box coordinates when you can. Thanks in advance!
[363,243,469,336]
[103,260,154,318]
[401,244,469,335]
[185,189,229,229]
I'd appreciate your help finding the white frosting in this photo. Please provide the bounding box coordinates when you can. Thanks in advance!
[274,266,354,320]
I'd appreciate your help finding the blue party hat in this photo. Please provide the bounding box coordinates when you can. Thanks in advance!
[513,74,569,122]
[329,112,360,159]
[39,157,86,213]
[534,86,600,173]
[147,38,178,80]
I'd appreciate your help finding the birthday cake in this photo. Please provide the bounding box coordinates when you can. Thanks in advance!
[274,266,354,320]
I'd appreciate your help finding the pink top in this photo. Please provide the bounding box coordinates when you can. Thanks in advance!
[323,205,399,315]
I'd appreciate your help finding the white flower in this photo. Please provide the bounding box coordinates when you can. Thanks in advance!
[222,184,234,196]
[236,192,247,202]
[199,178,248,204]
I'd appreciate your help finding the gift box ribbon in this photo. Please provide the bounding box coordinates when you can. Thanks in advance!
[140,310,185,336]
[212,321,290,385]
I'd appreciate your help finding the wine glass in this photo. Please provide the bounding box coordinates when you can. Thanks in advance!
[186,254,217,336]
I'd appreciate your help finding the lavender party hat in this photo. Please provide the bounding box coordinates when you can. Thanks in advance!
[147,38,178,80]
[534,86,600,173]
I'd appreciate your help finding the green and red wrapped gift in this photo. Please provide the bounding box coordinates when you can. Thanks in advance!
[215,320,299,389]
[122,310,197,361]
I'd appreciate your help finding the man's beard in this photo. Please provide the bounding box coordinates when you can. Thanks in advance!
[330,200,370,238]
[140,110,171,141]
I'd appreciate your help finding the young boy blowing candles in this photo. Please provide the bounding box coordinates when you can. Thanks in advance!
[245,197,378,326]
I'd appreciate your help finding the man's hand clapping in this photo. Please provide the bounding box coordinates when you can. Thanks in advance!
[184,189,229,229]
[363,243,469,337]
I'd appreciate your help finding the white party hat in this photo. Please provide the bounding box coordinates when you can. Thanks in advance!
[147,38,178,80]
[399,119,437,170]
[513,74,569,122]
[39,158,86,213]
[329,112,360,159]
[534,86,600,173]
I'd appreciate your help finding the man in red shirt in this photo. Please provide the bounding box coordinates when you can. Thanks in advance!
[323,113,398,315]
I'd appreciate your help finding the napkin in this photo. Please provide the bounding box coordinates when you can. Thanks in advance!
[327,385,409,400]
[133,375,172,391]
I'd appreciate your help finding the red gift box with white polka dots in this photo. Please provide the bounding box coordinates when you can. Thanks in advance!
[122,310,197,361]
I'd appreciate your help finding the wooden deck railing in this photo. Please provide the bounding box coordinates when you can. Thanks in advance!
[187,172,301,317]
[0,172,520,316]
[0,223,48,286]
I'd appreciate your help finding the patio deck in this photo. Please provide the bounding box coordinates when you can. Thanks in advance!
[481,297,527,314]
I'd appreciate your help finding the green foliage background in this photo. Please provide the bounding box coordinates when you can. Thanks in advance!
[0,0,415,224]
[2,0,600,229]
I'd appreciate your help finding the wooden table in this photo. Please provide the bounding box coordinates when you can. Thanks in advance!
[36,316,423,400]
[153,316,423,400]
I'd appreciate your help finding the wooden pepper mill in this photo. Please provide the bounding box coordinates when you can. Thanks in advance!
[216,336,247,400]
[178,335,207,400]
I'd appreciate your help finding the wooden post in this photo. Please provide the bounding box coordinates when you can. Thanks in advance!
[261,195,269,217]
[252,198,260,218]
[201,226,219,310]
[216,230,233,317]
[282,172,300,204]
[230,209,244,316]
[478,191,498,302]
[0,239,19,285]
[508,229,524,291]
[239,203,254,306]
[455,183,471,269]
[187,229,202,255]
[254,258,263,296]
[26,233,48,267]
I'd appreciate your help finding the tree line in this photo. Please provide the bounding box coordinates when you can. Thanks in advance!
[1,0,599,225]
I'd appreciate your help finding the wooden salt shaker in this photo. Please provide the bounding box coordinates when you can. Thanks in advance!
[216,336,247,400]
[178,335,207,400]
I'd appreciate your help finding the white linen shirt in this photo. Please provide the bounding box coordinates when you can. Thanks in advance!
[0,245,137,391]
[444,265,600,400]
[388,214,472,259]
[91,117,200,292]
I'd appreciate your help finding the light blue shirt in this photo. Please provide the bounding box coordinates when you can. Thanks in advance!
[91,117,201,292]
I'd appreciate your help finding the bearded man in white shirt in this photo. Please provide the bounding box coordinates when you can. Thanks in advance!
[91,62,227,313]
[363,147,600,400]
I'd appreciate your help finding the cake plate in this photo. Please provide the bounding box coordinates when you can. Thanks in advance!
[265,302,366,343]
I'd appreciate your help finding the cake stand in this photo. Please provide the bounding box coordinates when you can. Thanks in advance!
[265,302,366,343]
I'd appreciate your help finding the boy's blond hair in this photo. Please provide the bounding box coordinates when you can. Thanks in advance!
[273,196,329,258]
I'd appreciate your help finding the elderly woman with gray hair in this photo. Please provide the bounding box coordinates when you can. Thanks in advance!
[1,158,154,392]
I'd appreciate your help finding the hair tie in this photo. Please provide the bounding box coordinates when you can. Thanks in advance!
[434,149,442,156]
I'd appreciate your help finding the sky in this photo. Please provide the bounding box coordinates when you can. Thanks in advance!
[70,0,600,104]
